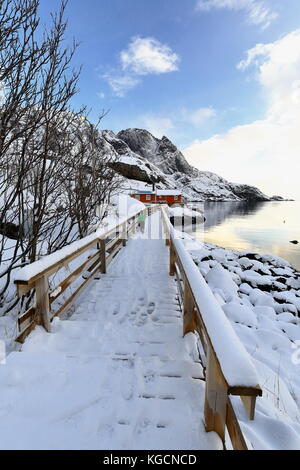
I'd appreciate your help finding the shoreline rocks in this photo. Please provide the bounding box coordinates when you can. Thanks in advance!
[185,238,300,448]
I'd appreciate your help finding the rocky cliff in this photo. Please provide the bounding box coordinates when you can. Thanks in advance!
[101,128,271,202]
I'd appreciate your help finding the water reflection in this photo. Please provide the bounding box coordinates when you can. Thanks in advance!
[203,200,265,229]
[192,201,300,271]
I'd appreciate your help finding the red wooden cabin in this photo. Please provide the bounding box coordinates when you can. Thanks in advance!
[131,190,182,205]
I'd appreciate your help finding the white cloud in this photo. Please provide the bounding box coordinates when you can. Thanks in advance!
[133,106,216,139]
[181,106,216,127]
[102,73,140,97]
[183,30,300,199]
[196,0,277,29]
[120,37,179,75]
[102,36,179,97]
[237,30,300,124]
[97,91,105,99]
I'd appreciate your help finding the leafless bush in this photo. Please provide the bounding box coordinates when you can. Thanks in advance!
[0,0,122,315]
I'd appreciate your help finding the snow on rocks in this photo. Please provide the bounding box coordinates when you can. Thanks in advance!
[188,239,300,449]
[274,303,298,315]
[276,312,298,324]
[170,230,260,389]
[240,270,273,289]
[259,254,292,268]
[223,302,257,328]
[273,292,300,311]
[253,306,276,319]
[286,277,300,289]
[239,258,272,275]
[206,264,239,301]
[249,289,275,308]
[272,266,295,276]
[239,283,253,295]
[169,207,203,219]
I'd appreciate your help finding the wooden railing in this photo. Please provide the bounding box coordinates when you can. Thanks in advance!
[161,206,262,450]
[14,203,261,450]
[14,205,159,343]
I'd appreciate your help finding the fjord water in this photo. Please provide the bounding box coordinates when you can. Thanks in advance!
[194,201,300,271]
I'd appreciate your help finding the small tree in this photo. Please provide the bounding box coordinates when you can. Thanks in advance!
[63,116,123,238]
[0,0,122,315]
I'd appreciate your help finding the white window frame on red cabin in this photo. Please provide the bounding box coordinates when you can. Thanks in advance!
[174,195,178,201]
[146,195,151,201]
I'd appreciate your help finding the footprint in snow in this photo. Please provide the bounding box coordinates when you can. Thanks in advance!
[151,314,159,322]
[143,373,156,384]
[112,302,120,315]
[147,302,156,314]
[135,317,148,326]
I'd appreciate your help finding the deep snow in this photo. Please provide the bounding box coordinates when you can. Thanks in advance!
[185,239,300,450]
[0,213,221,450]
[0,209,299,449]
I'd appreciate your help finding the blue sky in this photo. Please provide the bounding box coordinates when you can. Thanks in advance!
[39,0,300,198]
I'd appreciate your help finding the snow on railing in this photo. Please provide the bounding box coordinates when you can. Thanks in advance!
[161,205,262,450]
[14,205,159,343]
[14,203,261,450]
[16,210,146,283]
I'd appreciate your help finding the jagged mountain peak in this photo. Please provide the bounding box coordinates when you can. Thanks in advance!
[117,128,194,177]
[117,128,159,161]
[106,127,271,202]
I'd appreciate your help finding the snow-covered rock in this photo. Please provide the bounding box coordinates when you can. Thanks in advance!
[205,264,239,301]
[186,239,300,450]
[223,302,258,328]
[105,128,273,202]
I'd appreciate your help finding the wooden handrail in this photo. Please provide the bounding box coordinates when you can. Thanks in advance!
[14,204,159,343]
[14,203,261,449]
[161,205,262,450]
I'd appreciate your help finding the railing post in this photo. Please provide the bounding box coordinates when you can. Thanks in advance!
[165,229,170,246]
[35,275,51,332]
[134,214,138,232]
[99,239,107,274]
[226,398,248,450]
[183,280,196,335]
[169,241,176,276]
[241,395,257,420]
[204,345,228,444]
[162,214,170,246]
[122,222,127,246]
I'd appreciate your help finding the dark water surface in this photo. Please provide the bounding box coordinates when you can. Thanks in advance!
[193,201,300,271]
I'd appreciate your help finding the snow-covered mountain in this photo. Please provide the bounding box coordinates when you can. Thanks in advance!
[101,128,273,201]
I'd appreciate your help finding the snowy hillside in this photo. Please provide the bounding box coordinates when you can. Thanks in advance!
[111,128,272,202]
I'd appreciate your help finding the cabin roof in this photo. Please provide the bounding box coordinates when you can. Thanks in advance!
[132,190,181,196]
[133,190,154,194]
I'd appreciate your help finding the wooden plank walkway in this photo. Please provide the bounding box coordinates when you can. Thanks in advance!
[0,213,221,450]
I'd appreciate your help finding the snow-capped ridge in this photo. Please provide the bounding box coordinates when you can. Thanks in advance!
[114,128,272,201]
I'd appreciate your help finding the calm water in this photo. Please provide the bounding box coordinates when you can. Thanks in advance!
[193,201,300,271]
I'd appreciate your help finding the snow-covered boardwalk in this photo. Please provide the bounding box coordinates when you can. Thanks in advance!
[0,214,221,450]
